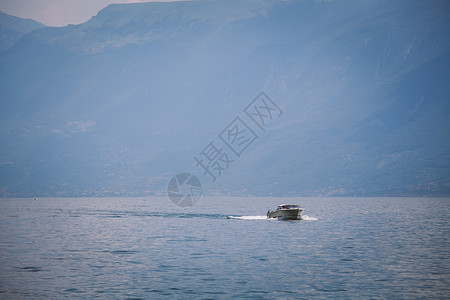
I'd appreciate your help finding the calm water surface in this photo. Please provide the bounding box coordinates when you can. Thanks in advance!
[0,197,449,299]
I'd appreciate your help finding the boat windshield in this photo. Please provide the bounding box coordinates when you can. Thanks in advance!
[278,204,299,209]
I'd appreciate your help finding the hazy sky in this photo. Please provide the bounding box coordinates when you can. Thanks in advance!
[0,0,185,27]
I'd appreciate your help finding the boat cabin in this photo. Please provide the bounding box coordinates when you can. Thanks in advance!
[277,204,300,210]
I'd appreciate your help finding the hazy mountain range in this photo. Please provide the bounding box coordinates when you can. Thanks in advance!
[0,11,45,51]
[1,0,449,198]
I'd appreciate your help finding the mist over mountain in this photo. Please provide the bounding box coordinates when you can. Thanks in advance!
[0,11,45,51]
[1,0,449,198]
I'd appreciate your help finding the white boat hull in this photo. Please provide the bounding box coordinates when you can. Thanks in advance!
[267,208,304,220]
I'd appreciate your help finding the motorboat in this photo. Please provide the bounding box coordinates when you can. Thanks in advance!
[267,204,305,220]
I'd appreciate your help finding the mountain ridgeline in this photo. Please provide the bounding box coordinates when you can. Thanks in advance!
[0,0,449,197]
[0,11,45,51]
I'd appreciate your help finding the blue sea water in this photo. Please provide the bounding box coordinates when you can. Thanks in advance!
[0,197,449,299]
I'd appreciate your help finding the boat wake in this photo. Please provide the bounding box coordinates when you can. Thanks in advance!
[227,215,268,220]
[227,215,318,221]
[301,215,318,221]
